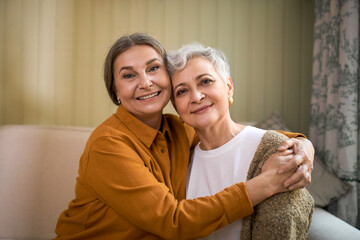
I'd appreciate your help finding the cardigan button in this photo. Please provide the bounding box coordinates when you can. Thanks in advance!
[161,148,165,153]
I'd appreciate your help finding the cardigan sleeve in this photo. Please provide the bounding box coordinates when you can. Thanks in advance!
[83,134,253,240]
[277,130,306,139]
[240,131,314,240]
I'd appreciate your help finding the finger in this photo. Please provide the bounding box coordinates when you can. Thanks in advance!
[291,139,304,157]
[292,148,313,175]
[285,165,312,189]
[277,149,294,157]
[305,171,311,182]
[277,154,294,165]
[278,154,302,174]
[278,138,297,151]
[296,137,315,174]
[284,165,305,188]
[287,173,311,190]
[299,159,313,175]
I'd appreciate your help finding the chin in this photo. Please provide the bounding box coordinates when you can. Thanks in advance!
[141,104,166,115]
[188,120,210,129]
[193,118,217,129]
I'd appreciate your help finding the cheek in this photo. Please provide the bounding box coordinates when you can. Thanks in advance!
[213,88,228,103]
[113,80,121,95]
[160,74,171,89]
[219,94,230,112]
[174,98,187,115]
[114,80,135,97]
[163,83,172,94]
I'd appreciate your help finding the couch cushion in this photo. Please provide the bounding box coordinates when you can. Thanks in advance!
[254,110,291,132]
[306,156,351,207]
[0,125,93,239]
[307,207,360,240]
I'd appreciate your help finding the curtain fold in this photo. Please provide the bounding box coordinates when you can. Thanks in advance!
[310,0,360,228]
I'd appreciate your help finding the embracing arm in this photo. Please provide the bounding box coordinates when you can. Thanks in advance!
[84,136,253,240]
[245,159,293,206]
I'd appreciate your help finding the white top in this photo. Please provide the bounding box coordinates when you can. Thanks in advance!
[186,126,266,240]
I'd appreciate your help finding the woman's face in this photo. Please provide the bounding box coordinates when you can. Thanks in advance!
[113,45,171,120]
[171,57,233,130]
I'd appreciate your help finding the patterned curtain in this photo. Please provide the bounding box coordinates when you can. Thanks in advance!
[310,0,360,228]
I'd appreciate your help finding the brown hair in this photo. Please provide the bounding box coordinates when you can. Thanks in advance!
[104,33,167,105]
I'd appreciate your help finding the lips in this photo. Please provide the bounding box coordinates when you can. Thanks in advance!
[191,104,213,114]
[137,91,160,100]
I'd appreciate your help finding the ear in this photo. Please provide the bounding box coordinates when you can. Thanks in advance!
[226,77,234,98]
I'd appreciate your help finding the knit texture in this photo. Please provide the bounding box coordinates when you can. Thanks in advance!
[240,130,314,240]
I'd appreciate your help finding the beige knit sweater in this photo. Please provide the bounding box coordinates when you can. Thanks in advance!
[240,130,314,240]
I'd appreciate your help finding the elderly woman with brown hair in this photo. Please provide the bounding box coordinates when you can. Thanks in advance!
[54,33,314,239]
[167,43,314,240]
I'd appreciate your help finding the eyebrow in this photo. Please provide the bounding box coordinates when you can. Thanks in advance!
[173,82,186,90]
[118,58,161,74]
[195,73,213,80]
[173,73,214,90]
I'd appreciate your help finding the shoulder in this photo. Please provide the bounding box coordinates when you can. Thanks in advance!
[247,130,289,178]
[241,127,286,150]
[242,126,266,139]
[164,113,182,126]
[164,113,197,144]
[259,130,289,149]
[164,114,190,130]
[86,115,138,151]
[254,130,289,161]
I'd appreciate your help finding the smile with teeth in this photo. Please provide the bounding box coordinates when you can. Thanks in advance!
[137,91,160,100]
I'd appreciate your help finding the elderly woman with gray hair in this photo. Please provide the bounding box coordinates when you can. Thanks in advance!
[167,43,314,240]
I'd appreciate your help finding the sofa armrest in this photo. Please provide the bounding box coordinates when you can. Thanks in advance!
[307,207,360,240]
[0,125,93,239]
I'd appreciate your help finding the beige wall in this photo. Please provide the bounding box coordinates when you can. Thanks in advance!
[0,0,314,134]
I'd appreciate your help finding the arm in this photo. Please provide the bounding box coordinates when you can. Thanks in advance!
[247,187,314,240]
[84,135,253,240]
[241,131,314,240]
[245,149,295,206]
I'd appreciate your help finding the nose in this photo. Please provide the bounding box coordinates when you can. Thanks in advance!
[190,90,205,103]
[138,73,153,89]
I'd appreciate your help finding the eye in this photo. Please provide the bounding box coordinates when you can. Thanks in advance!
[149,65,160,72]
[175,89,187,97]
[200,78,213,85]
[122,73,135,79]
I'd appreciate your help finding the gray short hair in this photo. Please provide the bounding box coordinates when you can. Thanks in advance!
[166,43,230,83]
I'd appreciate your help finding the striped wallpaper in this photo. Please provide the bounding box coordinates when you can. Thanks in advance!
[0,0,314,134]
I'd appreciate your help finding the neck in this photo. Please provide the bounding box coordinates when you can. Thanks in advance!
[138,112,163,130]
[195,113,245,150]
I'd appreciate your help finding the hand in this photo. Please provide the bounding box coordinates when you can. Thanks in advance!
[277,137,314,190]
[246,150,295,206]
[261,149,296,194]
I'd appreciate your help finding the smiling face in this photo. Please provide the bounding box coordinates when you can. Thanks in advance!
[172,57,233,130]
[113,45,171,122]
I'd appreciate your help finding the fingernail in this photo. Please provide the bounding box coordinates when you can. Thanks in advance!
[278,169,283,174]
[288,186,294,190]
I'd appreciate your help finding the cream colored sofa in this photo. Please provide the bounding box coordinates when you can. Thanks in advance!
[0,124,359,240]
[0,125,92,240]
